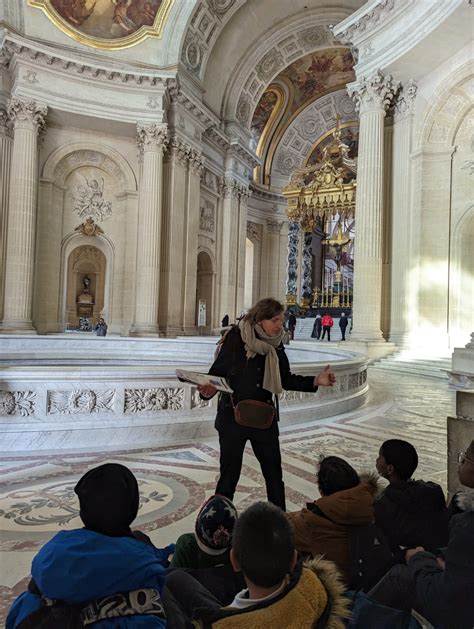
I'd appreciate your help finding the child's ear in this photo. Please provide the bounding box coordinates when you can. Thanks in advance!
[230,548,241,573]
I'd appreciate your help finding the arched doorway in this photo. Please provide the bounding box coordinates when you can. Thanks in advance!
[196,250,214,333]
[65,245,106,330]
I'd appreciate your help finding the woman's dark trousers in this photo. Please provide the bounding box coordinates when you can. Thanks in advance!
[216,419,286,511]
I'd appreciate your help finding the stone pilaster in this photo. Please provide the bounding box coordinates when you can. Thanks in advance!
[159,138,189,336]
[286,220,300,303]
[389,80,417,347]
[0,109,13,323]
[1,98,47,333]
[235,188,250,316]
[182,150,204,334]
[345,71,399,358]
[264,218,284,298]
[130,123,168,336]
[218,178,247,320]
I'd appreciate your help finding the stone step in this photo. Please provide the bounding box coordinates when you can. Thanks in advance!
[374,352,452,380]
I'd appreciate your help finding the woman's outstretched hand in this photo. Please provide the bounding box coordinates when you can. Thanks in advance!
[314,365,336,387]
[197,383,218,399]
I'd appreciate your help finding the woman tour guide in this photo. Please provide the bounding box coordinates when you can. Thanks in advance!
[198,298,336,511]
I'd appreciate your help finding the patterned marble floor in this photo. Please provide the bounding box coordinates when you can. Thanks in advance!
[0,367,453,624]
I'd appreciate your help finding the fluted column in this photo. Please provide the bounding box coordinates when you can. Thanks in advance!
[130,123,168,336]
[182,150,205,334]
[265,218,284,297]
[1,98,47,332]
[235,189,250,316]
[389,80,417,346]
[218,178,241,320]
[0,109,13,323]
[286,220,300,303]
[347,71,398,346]
[159,138,189,336]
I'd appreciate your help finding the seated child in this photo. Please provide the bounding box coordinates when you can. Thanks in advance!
[287,455,380,583]
[171,494,237,570]
[369,440,474,629]
[163,501,349,628]
[374,439,449,552]
[7,463,174,628]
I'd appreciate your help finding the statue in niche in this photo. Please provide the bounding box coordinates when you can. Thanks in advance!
[77,275,94,305]
[74,175,112,222]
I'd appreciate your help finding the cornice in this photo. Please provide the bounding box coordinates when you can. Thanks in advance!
[1,34,173,88]
[332,0,399,45]
[250,182,284,203]
[167,78,219,130]
[228,139,260,169]
[203,125,230,153]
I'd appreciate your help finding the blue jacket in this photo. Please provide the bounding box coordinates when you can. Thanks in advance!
[7,528,174,628]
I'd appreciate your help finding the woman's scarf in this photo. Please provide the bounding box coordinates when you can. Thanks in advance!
[238,318,285,395]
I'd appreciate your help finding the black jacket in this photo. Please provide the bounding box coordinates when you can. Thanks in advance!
[208,326,316,431]
[374,479,449,552]
[407,489,474,629]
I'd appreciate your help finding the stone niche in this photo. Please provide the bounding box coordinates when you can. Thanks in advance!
[66,245,106,328]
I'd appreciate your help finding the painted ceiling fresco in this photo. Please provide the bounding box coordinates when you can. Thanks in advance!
[250,48,355,177]
[46,0,166,39]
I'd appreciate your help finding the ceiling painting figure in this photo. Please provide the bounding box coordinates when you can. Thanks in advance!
[29,0,174,48]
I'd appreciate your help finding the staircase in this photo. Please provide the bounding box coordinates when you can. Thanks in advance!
[293,317,345,342]
[373,352,452,380]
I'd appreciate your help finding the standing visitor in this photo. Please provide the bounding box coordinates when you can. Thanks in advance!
[321,313,333,341]
[286,310,297,340]
[339,312,348,341]
[198,298,335,511]
[311,314,322,339]
[94,317,108,337]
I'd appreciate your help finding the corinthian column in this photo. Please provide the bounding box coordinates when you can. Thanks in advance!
[346,71,398,357]
[300,230,313,308]
[389,80,417,346]
[0,109,13,323]
[1,98,47,332]
[218,178,241,319]
[130,123,168,336]
[264,219,284,298]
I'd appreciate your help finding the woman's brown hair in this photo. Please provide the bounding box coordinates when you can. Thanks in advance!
[244,298,284,323]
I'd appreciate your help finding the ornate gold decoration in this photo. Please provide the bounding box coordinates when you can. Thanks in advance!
[74,217,104,237]
[28,0,174,50]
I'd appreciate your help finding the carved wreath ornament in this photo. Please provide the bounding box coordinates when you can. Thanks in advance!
[0,391,36,416]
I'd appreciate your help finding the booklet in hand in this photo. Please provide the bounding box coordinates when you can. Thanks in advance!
[175,369,233,394]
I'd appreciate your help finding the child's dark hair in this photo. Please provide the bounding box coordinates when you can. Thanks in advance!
[245,298,284,323]
[317,456,360,496]
[232,502,294,588]
[380,439,418,480]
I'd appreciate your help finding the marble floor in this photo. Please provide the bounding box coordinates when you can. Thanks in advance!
[0,367,453,625]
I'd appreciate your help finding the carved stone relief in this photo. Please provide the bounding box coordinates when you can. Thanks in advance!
[247,221,261,242]
[124,388,185,413]
[48,390,115,414]
[200,199,215,234]
[54,150,127,190]
[0,391,36,416]
[73,173,112,222]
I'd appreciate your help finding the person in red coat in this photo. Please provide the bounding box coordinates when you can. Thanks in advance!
[321,313,334,341]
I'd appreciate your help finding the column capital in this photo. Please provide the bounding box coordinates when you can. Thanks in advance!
[188,149,205,176]
[221,176,249,199]
[394,79,417,121]
[136,123,168,152]
[349,70,400,114]
[0,108,13,137]
[168,136,190,166]
[266,218,283,234]
[7,97,47,134]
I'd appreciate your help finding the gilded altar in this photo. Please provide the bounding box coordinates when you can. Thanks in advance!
[282,120,357,313]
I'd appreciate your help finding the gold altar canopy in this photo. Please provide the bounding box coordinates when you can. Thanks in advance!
[282,120,357,311]
[282,121,356,231]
